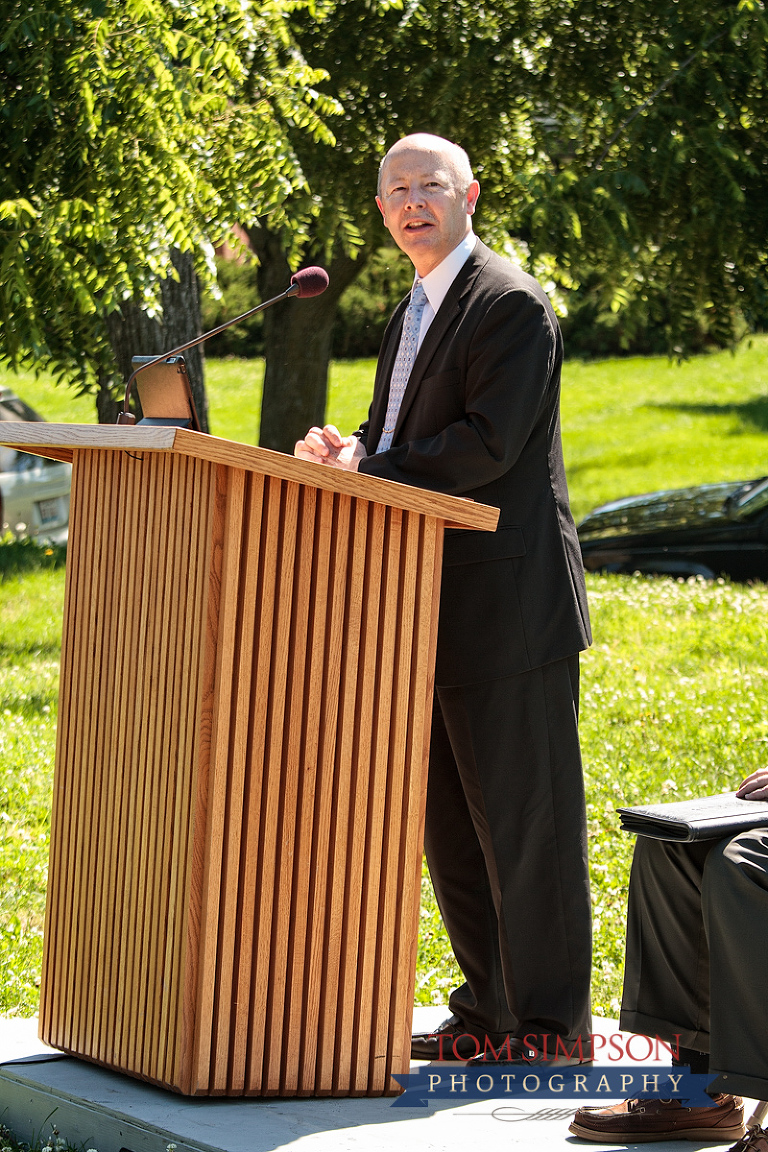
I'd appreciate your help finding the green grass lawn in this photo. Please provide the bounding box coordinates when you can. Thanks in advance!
[0,568,62,1015]
[415,574,768,1016]
[3,566,765,1019]
[2,339,768,1021]
[7,335,768,522]
[562,338,768,520]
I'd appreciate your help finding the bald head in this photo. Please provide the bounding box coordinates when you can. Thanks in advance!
[375,134,480,277]
[377,134,474,198]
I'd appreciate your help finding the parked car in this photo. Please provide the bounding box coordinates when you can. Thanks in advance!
[578,476,768,582]
[0,387,71,544]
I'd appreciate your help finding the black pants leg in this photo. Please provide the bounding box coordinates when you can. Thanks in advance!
[423,655,592,1044]
[620,831,768,1100]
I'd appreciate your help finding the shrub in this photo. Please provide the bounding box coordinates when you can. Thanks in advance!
[0,535,67,580]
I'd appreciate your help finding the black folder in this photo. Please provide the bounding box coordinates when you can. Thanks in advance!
[617,793,768,842]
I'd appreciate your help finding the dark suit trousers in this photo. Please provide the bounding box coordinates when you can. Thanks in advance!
[620,832,768,1099]
[424,655,592,1045]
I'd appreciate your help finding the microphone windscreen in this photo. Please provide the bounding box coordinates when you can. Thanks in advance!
[291,266,329,298]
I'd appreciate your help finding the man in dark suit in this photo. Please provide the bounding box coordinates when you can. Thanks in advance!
[295,134,592,1063]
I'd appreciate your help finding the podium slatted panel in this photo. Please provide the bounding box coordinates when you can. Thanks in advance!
[295,492,352,1094]
[39,446,86,1046]
[386,512,441,1076]
[41,449,217,1085]
[40,447,445,1097]
[163,453,209,1086]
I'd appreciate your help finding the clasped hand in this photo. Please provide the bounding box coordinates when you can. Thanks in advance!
[737,767,768,802]
[294,425,367,471]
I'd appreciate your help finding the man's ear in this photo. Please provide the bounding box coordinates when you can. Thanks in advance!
[466,180,480,215]
[376,195,387,224]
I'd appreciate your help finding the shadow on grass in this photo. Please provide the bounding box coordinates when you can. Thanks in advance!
[647,395,768,433]
[566,448,660,478]
[0,643,60,660]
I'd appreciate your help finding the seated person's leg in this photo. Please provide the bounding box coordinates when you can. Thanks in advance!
[570,835,746,1144]
[620,835,715,1054]
[705,829,768,1102]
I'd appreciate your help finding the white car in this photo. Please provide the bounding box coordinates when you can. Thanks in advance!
[0,387,71,544]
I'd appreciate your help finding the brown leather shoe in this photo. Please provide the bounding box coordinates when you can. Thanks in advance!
[568,1093,745,1143]
[411,1015,484,1060]
[729,1126,768,1152]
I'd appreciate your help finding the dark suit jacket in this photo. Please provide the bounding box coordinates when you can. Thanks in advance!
[357,238,591,687]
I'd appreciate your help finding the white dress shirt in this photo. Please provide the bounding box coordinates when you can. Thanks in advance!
[415,231,477,352]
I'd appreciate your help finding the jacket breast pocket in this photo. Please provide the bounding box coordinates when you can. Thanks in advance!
[422,368,462,391]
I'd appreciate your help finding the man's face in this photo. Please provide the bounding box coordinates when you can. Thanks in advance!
[376,145,480,277]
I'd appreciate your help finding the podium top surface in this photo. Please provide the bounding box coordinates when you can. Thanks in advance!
[1,423,499,531]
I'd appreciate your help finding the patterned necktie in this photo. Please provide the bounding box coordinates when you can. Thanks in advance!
[376,279,428,453]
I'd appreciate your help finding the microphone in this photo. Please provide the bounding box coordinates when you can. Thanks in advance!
[290,266,329,298]
[116,266,329,425]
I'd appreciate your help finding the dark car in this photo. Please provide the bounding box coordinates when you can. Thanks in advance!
[577,476,768,582]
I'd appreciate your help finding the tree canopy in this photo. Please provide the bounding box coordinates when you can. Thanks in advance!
[246,0,768,450]
[0,0,334,400]
[250,0,551,448]
[520,0,768,353]
[2,0,767,439]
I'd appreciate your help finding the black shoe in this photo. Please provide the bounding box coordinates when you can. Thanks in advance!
[411,1015,483,1061]
[468,1034,593,1067]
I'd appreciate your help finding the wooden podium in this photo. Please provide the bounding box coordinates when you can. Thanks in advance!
[0,424,497,1097]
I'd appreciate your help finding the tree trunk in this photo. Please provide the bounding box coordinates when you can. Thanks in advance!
[103,250,209,431]
[248,225,367,453]
[96,368,122,425]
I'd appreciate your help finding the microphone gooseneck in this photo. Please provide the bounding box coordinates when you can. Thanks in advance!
[117,266,329,425]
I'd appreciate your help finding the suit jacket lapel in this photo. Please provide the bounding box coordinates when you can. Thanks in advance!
[368,296,409,446]
[391,241,491,439]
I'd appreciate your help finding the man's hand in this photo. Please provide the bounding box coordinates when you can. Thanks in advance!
[736,768,768,801]
[294,425,367,472]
